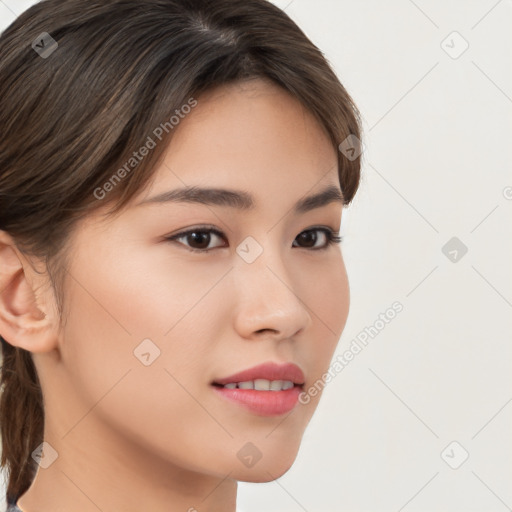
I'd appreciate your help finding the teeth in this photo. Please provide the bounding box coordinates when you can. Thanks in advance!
[254,379,270,391]
[221,379,295,391]
[269,380,283,391]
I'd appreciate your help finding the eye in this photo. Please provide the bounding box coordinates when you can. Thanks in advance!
[165,226,226,253]
[293,228,343,250]
[164,225,343,253]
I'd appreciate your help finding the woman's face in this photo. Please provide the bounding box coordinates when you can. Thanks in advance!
[39,78,350,483]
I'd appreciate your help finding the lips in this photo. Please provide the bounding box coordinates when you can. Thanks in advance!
[211,361,305,387]
[211,362,306,416]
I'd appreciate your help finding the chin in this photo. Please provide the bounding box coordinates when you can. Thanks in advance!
[231,448,299,483]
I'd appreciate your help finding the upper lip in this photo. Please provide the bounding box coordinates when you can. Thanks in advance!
[212,362,305,386]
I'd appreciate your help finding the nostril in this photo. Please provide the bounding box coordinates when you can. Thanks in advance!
[255,328,278,335]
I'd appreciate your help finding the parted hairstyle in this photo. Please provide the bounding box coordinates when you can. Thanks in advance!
[0,0,362,505]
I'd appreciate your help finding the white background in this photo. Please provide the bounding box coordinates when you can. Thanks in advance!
[1,1,511,511]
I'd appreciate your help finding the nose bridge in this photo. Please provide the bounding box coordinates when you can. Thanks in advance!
[232,234,312,338]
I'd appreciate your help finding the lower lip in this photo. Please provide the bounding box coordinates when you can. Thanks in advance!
[211,385,303,416]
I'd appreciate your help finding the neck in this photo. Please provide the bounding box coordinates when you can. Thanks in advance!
[16,413,238,512]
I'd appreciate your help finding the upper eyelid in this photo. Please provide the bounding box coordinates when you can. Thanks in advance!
[169,226,224,240]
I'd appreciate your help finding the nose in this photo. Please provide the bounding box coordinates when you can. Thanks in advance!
[231,246,313,341]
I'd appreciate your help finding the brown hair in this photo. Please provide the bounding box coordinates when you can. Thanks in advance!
[0,0,362,505]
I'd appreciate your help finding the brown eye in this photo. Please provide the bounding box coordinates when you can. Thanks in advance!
[165,227,227,253]
[182,231,216,250]
[295,230,319,248]
[293,228,342,250]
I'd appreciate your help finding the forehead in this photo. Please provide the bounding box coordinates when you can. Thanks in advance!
[179,77,332,145]
[142,78,338,195]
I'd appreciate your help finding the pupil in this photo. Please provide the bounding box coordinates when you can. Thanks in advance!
[190,232,210,249]
[299,231,316,247]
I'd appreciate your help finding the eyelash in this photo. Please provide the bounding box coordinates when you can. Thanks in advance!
[164,225,343,254]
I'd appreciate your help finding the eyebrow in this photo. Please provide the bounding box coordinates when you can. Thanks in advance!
[136,184,345,213]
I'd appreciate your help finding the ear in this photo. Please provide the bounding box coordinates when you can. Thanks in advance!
[0,230,60,353]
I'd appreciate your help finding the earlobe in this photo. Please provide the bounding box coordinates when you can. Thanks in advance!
[0,230,59,353]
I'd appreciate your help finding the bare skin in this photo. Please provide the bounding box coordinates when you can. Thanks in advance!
[0,78,350,512]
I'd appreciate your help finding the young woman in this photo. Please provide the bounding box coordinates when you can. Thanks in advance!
[0,1,362,510]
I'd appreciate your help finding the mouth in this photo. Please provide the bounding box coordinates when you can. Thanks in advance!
[210,362,306,416]
[211,380,303,391]
[211,361,305,387]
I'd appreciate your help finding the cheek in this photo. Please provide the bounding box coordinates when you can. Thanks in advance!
[299,255,350,381]
[94,242,230,337]
[63,236,227,348]
[305,254,350,334]
[57,241,228,420]
[58,264,235,476]
[59,245,225,390]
